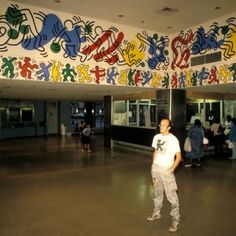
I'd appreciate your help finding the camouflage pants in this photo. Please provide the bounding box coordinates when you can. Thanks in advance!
[151,164,180,224]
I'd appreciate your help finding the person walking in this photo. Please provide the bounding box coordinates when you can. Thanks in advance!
[146,118,182,232]
[81,123,92,152]
[185,119,204,167]
[229,118,236,160]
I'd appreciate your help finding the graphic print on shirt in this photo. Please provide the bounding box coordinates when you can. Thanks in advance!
[156,139,166,152]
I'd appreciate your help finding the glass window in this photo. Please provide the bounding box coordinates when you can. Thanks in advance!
[22,108,33,122]
[150,105,156,127]
[113,99,156,128]
[113,101,127,125]
[128,100,137,126]
[94,103,104,129]
[9,107,20,122]
[0,107,7,127]
[139,104,149,127]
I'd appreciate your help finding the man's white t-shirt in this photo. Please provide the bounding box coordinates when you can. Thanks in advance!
[152,133,180,168]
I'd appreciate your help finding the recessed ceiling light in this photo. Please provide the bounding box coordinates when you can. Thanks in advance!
[159,7,178,15]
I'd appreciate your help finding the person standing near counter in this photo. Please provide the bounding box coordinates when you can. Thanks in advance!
[229,118,236,160]
[185,119,204,166]
[146,118,182,232]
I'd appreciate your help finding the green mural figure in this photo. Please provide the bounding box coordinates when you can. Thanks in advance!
[62,63,77,82]
[1,57,17,79]
[191,71,198,86]
[127,69,136,86]
[162,72,169,88]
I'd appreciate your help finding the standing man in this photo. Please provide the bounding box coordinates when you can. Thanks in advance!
[147,118,182,232]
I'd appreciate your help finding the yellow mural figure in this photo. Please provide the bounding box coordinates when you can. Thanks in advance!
[121,40,145,66]
[118,69,128,85]
[151,72,162,88]
[51,61,62,82]
[77,65,92,83]
[221,24,236,59]
[218,64,232,83]
[184,69,192,87]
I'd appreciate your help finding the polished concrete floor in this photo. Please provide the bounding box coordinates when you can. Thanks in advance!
[0,135,236,236]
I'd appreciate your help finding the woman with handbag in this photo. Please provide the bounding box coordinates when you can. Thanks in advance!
[185,119,204,167]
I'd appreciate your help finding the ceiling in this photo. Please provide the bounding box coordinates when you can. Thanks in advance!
[1,0,236,101]
[13,0,236,34]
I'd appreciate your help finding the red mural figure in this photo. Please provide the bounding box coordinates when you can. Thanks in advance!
[171,30,194,70]
[18,57,38,79]
[90,65,106,84]
[171,72,178,88]
[82,30,124,65]
[208,66,219,84]
[134,70,142,86]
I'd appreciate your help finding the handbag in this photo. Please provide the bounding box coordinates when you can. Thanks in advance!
[202,128,209,145]
[203,137,209,145]
[225,140,233,149]
[184,137,191,152]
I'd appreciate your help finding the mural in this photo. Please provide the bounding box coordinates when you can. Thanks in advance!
[0,4,169,70]
[0,2,236,90]
[0,56,170,88]
[1,56,236,89]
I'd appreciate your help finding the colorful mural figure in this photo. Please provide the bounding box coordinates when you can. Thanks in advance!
[107,67,119,85]
[220,17,236,60]
[36,62,52,81]
[62,64,77,82]
[18,57,38,80]
[1,57,17,79]
[171,30,194,70]
[77,65,92,83]
[208,66,219,84]
[192,24,223,55]
[51,61,62,82]
[137,33,169,70]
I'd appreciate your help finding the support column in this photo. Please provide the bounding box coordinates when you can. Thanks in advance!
[104,95,112,148]
[156,89,186,150]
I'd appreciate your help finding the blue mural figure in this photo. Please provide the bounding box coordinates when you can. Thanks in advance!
[191,71,198,86]
[179,71,185,88]
[21,14,87,59]
[36,63,52,81]
[229,63,236,81]
[62,64,77,82]
[1,57,17,79]
[192,24,224,54]
[128,69,136,86]
[141,71,152,86]
[137,33,169,70]
[147,35,169,70]
[162,72,169,88]
[52,18,87,60]
[198,67,209,85]
[107,67,119,85]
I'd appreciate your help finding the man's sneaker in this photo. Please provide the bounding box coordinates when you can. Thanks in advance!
[168,223,178,232]
[146,214,161,221]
